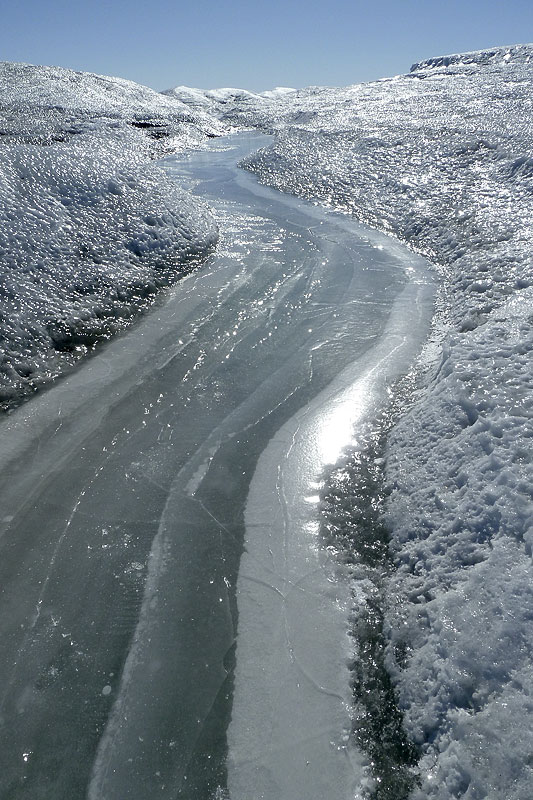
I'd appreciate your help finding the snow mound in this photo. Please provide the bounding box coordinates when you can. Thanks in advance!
[0,63,224,408]
[205,87,263,103]
[1,62,208,123]
[161,85,219,112]
[163,85,298,128]
[259,87,296,99]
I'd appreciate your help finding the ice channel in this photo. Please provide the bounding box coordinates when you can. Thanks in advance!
[0,132,434,799]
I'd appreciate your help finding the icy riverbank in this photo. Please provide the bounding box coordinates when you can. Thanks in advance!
[0,62,225,408]
[177,44,533,798]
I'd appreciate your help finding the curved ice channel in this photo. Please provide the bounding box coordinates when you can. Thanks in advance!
[0,132,434,800]
[228,218,433,800]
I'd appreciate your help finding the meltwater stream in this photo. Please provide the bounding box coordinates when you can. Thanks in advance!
[0,132,433,799]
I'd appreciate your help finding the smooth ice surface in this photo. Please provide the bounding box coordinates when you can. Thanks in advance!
[0,132,433,799]
[205,43,533,798]
[229,248,433,800]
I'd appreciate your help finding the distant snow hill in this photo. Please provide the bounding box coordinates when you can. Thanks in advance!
[0,62,224,408]
[162,84,295,111]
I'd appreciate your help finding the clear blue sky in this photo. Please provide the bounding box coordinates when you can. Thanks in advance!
[2,0,531,91]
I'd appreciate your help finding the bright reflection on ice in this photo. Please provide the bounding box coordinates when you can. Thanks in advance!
[229,361,381,799]
[313,377,371,467]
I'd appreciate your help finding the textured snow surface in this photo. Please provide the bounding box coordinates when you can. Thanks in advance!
[208,44,533,798]
[0,62,224,407]
[385,289,533,799]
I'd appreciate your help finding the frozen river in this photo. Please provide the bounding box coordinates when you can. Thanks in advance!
[0,132,434,799]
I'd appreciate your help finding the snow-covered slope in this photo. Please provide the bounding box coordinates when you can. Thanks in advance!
[0,63,225,408]
[213,45,533,798]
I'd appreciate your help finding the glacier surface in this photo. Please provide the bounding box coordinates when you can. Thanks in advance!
[2,42,532,798]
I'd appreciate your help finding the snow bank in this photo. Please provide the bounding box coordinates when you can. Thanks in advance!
[214,46,533,797]
[385,288,533,798]
[0,63,224,408]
